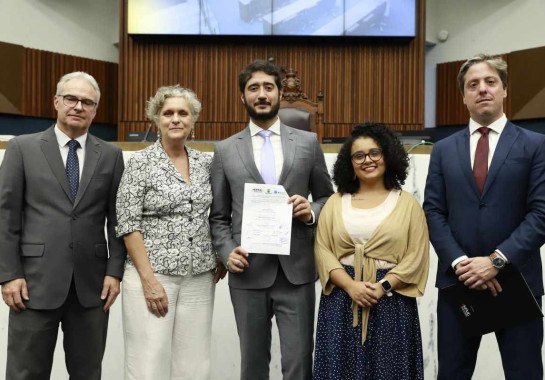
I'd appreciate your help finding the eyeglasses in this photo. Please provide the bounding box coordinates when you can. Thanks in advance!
[351,149,383,164]
[58,95,97,110]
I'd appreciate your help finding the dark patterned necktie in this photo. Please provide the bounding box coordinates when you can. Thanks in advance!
[473,127,490,194]
[66,139,80,197]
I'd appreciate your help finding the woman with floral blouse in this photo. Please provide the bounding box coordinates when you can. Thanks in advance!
[116,85,226,380]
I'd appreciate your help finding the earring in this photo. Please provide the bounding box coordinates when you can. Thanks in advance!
[191,128,195,140]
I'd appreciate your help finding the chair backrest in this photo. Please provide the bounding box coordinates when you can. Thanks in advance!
[279,68,324,141]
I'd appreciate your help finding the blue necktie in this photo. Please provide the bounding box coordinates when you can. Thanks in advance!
[258,130,276,185]
[66,139,80,197]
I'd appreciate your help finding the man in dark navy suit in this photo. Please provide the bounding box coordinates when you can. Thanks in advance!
[424,54,545,380]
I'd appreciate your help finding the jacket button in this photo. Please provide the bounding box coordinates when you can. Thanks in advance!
[479,202,486,209]
[69,243,73,248]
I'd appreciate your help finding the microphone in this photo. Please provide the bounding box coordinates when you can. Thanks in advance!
[142,123,154,142]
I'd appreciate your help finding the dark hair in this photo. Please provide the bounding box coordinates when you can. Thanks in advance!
[333,123,409,194]
[238,59,283,93]
[457,54,508,93]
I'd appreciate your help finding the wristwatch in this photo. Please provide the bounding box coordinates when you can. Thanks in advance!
[379,279,393,297]
[489,252,506,270]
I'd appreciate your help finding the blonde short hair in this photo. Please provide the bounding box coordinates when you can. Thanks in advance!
[146,85,202,124]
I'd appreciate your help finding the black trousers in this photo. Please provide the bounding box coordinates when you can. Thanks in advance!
[6,281,109,380]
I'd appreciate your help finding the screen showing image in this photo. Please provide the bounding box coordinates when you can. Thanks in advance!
[128,0,416,37]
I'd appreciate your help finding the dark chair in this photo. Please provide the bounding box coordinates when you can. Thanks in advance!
[278,68,324,142]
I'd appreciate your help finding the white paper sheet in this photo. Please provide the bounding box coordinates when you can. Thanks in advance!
[240,183,292,255]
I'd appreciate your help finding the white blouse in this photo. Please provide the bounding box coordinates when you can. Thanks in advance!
[340,189,400,268]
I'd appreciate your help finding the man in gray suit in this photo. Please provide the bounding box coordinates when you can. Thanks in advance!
[210,60,333,379]
[0,71,126,379]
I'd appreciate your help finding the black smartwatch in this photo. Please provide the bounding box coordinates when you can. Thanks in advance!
[489,252,506,270]
[379,279,393,297]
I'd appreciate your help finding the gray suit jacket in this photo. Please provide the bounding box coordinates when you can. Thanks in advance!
[209,124,333,289]
[0,126,126,309]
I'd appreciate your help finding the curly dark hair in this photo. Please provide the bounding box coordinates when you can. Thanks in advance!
[238,60,283,93]
[333,123,409,194]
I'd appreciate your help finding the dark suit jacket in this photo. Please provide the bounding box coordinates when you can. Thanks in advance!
[423,121,545,295]
[209,124,334,289]
[0,126,126,309]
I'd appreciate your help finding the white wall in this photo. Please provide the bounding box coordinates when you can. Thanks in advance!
[0,0,119,62]
[425,0,545,127]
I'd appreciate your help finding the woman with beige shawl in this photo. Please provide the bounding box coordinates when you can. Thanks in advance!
[313,123,429,380]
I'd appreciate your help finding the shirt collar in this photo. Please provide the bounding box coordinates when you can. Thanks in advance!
[54,124,87,148]
[469,114,507,136]
[249,117,281,137]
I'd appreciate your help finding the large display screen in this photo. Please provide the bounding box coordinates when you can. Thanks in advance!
[128,0,416,37]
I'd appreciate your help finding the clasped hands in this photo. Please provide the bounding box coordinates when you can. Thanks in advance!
[347,281,385,308]
[455,256,502,296]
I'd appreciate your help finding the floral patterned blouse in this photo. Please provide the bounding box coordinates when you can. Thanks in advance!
[116,141,216,276]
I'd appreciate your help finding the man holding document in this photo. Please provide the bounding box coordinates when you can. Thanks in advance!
[210,59,333,379]
[423,54,545,380]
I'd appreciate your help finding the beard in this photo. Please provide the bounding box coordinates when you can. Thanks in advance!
[244,99,280,121]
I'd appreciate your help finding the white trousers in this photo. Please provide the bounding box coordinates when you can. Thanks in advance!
[122,265,215,380]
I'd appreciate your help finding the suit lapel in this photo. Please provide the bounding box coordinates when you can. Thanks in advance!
[456,128,479,196]
[40,126,73,202]
[235,127,263,183]
[74,134,101,208]
[278,124,295,185]
[483,121,518,197]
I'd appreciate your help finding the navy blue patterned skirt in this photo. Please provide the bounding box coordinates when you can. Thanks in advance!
[313,266,424,380]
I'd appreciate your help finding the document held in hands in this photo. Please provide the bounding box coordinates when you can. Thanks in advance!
[240,183,292,255]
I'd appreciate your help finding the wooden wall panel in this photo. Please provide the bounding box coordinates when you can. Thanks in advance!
[0,42,25,114]
[21,48,118,125]
[509,46,545,120]
[435,59,466,126]
[118,0,426,141]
